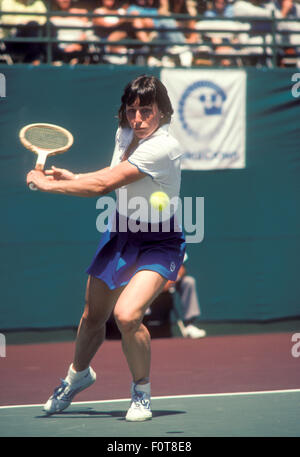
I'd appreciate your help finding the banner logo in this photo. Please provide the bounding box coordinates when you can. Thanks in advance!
[178,80,226,139]
[0,73,6,98]
[161,69,246,170]
[0,333,6,357]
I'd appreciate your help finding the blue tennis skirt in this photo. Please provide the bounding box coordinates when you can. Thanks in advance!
[86,212,186,290]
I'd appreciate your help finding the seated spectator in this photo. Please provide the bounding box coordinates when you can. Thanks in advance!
[161,0,198,44]
[204,0,234,18]
[273,0,300,56]
[127,0,198,66]
[1,0,47,63]
[234,0,277,16]
[159,0,198,50]
[278,0,300,19]
[92,0,138,64]
[202,0,239,66]
[233,0,282,66]
[50,0,90,64]
[127,0,160,43]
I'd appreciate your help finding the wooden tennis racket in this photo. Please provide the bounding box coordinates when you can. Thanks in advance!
[20,123,74,190]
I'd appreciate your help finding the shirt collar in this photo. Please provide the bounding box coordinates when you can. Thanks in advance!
[118,123,170,156]
[137,123,170,145]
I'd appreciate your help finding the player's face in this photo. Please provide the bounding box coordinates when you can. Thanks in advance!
[126,98,161,139]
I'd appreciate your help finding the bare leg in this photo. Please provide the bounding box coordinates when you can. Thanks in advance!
[113,270,167,383]
[43,275,123,414]
[132,17,154,43]
[122,323,151,384]
[106,30,127,55]
[73,276,122,372]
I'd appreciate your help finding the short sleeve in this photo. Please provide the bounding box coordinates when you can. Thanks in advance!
[128,135,182,180]
[110,127,133,168]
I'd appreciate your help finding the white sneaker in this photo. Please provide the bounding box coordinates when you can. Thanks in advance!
[43,365,96,414]
[161,56,175,67]
[103,54,128,65]
[179,50,193,67]
[185,324,206,339]
[147,56,162,67]
[125,382,152,422]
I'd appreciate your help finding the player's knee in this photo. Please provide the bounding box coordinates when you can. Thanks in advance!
[81,304,106,331]
[114,309,140,335]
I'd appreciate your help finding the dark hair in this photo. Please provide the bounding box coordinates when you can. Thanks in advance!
[118,75,173,127]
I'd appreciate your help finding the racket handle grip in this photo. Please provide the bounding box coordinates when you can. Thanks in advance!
[29,182,38,191]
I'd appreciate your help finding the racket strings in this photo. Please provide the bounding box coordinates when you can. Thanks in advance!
[24,126,69,150]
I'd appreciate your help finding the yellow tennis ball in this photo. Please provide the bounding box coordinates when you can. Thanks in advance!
[150,191,170,211]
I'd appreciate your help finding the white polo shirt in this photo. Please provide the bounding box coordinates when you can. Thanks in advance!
[110,124,183,223]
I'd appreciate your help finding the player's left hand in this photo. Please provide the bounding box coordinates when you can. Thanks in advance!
[26,170,49,191]
[44,166,75,180]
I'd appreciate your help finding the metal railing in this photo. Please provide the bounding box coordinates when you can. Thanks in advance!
[0,9,300,66]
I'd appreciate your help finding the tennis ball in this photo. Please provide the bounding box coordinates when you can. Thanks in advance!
[149,191,170,211]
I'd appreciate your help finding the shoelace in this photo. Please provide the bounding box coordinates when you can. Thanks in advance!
[132,385,151,409]
[52,379,69,399]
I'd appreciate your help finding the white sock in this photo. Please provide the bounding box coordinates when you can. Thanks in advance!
[66,364,89,384]
[132,381,151,395]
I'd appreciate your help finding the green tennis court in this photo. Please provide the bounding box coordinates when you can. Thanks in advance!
[1,390,300,438]
[1,331,300,439]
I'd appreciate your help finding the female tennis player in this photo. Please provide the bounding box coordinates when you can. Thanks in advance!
[26,74,185,422]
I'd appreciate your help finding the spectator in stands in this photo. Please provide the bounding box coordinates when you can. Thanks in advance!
[50,0,90,64]
[165,0,198,41]
[282,0,300,17]
[233,0,282,66]
[92,0,134,64]
[204,0,234,18]
[127,0,197,66]
[92,0,159,64]
[233,0,279,18]
[158,0,198,45]
[1,0,47,63]
[200,0,240,66]
[277,1,300,33]
[273,0,300,66]
[190,0,202,15]
[126,0,160,43]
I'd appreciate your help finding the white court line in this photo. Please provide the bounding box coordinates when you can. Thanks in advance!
[1,388,300,410]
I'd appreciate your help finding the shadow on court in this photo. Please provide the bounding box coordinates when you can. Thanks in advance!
[35,408,186,420]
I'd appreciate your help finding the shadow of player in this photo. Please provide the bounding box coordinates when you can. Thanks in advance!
[36,408,186,420]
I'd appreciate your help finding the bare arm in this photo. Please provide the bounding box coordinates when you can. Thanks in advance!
[281,0,294,17]
[44,166,111,181]
[26,161,145,197]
